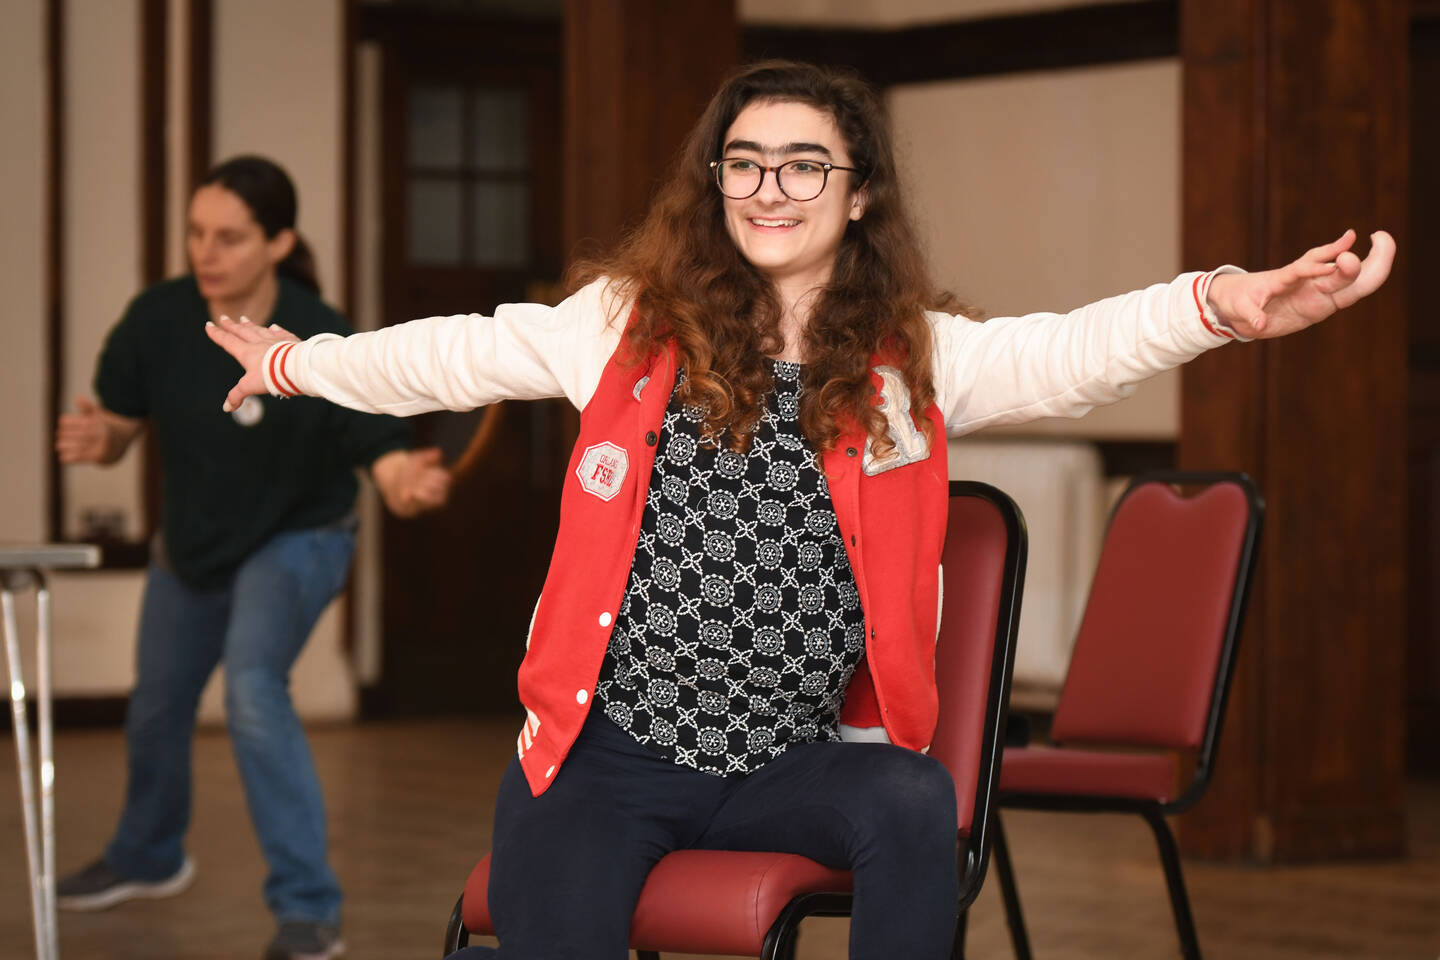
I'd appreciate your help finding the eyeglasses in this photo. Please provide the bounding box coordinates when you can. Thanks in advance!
[709,157,864,202]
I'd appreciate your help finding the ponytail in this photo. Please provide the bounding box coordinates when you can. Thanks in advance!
[278,233,320,295]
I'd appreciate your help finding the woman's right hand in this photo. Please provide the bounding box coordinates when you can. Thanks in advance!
[55,397,142,465]
[204,315,300,411]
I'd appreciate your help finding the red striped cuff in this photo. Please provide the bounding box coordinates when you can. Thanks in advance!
[262,341,302,397]
[1193,271,1236,341]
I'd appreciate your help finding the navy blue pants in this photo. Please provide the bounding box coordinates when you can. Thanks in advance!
[450,712,959,960]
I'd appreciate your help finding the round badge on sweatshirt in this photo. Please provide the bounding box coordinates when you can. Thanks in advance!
[232,395,265,427]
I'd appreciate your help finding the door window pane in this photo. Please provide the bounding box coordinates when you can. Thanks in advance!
[408,180,464,264]
[469,182,529,267]
[469,89,528,171]
[408,85,464,169]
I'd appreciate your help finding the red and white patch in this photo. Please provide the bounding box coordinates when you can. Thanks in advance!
[576,442,629,501]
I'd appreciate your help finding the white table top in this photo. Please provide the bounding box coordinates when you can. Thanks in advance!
[0,544,101,570]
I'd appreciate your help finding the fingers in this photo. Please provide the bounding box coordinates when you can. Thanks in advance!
[413,474,452,511]
[1354,230,1396,294]
[75,395,97,415]
[1331,230,1396,308]
[55,437,97,463]
[393,448,452,514]
[223,381,248,414]
[55,443,86,465]
[55,414,103,462]
[1309,250,1361,295]
[1303,228,1357,264]
[204,319,240,351]
[208,314,270,345]
[1287,229,1357,282]
[1290,258,1340,281]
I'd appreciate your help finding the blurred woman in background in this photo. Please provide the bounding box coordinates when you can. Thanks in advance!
[55,155,449,960]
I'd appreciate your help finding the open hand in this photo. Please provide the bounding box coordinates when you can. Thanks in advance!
[204,315,301,411]
[1207,230,1396,340]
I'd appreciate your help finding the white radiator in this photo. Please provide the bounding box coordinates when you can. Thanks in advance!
[947,438,1107,710]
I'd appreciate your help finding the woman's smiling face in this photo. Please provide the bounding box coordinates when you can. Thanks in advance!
[718,99,866,294]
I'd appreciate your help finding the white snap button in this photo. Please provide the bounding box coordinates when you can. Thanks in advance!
[576,689,588,704]
[598,611,612,627]
[545,765,555,778]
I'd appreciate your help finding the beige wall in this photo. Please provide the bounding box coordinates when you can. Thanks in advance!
[0,0,48,545]
[892,60,1182,438]
[213,0,344,303]
[61,0,147,542]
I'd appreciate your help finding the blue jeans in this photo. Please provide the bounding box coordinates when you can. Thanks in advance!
[452,712,960,960]
[104,525,355,926]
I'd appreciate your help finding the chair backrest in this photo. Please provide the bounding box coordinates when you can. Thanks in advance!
[1051,472,1263,786]
[928,480,1027,903]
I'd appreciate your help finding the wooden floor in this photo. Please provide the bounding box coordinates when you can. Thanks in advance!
[1,718,1436,959]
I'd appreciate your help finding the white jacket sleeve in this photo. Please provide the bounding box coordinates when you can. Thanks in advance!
[277,278,630,417]
[932,270,1241,437]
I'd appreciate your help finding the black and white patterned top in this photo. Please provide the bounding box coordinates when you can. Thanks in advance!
[594,361,867,776]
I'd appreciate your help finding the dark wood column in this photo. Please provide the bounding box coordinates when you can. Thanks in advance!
[1408,2,1440,780]
[1178,0,1409,861]
[562,0,739,260]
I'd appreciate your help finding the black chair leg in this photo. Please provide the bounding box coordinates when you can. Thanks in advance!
[1140,807,1202,960]
[991,814,1034,960]
[760,917,801,960]
[443,894,468,955]
[950,907,968,960]
[635,952,661,960]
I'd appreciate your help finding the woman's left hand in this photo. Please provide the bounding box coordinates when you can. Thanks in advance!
[1207,229,1396,340]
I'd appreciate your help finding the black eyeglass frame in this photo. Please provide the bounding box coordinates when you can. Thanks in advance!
[708,157,866,201]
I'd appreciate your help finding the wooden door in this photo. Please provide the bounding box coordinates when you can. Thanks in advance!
[368,12,569,717]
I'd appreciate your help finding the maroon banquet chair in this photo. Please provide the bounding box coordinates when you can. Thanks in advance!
[443,480,1028,959]
[986,471,1263,960]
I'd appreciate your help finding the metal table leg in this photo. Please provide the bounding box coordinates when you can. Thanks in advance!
[1,544,99,960]
[2,570,57,960]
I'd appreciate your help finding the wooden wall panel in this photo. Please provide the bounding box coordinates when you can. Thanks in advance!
[563,0,739,260]
[1178,0,1409,861]
[1408,7,1440,778]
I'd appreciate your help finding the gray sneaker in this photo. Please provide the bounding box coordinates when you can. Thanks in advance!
[56,856,195,911]
[263,920,344,960]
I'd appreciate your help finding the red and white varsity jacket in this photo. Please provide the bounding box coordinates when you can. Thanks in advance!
[264,271,1240,795]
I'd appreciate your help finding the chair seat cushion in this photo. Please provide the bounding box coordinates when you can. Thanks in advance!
[462,849,853,955]
[1000,746,1180,803]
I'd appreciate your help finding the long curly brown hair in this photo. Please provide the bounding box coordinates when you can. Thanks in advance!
[570,60,960,455]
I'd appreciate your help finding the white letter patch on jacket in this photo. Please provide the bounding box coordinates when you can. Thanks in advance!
[863,365,930,476]
[577,441,629,501]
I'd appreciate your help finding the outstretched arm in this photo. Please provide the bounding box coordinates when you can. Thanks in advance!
[1207,229,1395,339]
[204,279,631,417]
[932,228,1397,436]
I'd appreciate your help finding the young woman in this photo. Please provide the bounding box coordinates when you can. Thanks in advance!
[207,63,1393,960]
[55,155,449,960]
